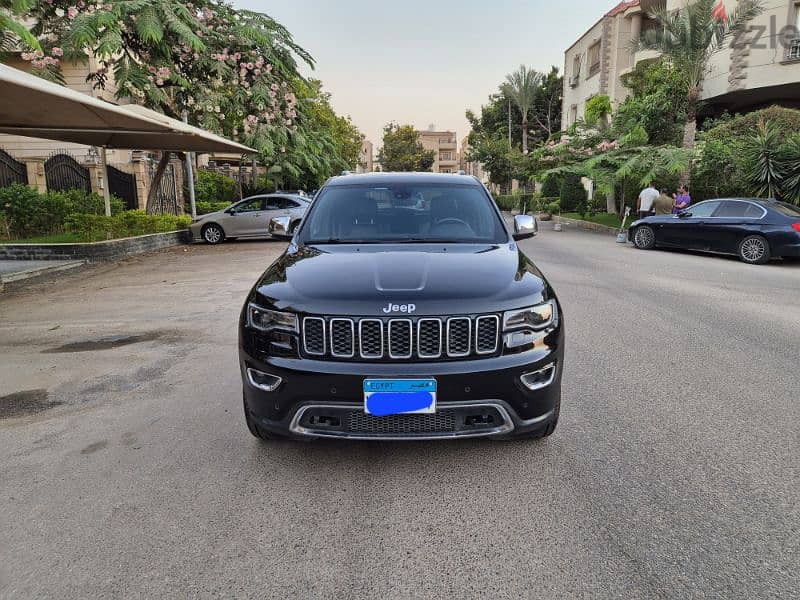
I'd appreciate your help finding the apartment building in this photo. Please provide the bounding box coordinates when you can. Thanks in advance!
[562,0,800,127]
[458,135,487,183]
[419,127,459,173]
[357,139,374,173]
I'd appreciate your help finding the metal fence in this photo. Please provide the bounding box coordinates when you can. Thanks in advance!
[108,164,138,210]
[44,151,90,193]
[0,148,28,188]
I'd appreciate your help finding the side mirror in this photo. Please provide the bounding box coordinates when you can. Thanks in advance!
[678,211,691,219]
[225,207,236,215]
[513,214,538,241]
[269,216,293,240]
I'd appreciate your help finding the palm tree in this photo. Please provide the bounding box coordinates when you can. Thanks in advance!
[501,65,542,154]
[633,0,763,152]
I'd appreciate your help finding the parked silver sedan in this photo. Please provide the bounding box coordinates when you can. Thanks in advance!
[190,194,311,244]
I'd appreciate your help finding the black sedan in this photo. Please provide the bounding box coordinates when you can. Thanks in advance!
[629,198,800,264]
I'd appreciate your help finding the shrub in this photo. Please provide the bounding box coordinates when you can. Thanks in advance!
[194,170,238,205]
[0,184,70,238]
[195,200,231,215]
[545,200,560,215]
[559,173,587,213]
[59,189,125,216]
[540,174,561,198]
[65,210,191,241]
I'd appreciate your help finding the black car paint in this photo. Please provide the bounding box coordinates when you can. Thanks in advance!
[628,199,800,259]
[238,173,563,439]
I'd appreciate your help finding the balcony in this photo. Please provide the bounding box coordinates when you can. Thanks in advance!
[438,140,457,150]
[786,38,800,61]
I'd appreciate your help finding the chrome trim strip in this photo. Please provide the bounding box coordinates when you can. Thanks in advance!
[446,317,471,358]
[388,319,413,359]
[520,362,557,391]
[302,317,326,356]
[288,402,515,440]
[358,318,384,359]
[416,318,443,359]
[474,315,499,355]
[329,318,355,358]
[245,368,282,392]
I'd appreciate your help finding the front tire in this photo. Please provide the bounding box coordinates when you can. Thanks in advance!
[632,225,656,250]
[738,235,770,264]
[202,223,225,245]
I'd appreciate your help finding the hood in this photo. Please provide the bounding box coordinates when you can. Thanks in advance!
[252,242,551,316]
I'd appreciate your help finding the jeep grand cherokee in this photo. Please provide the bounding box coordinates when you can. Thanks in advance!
[239,173,564,441]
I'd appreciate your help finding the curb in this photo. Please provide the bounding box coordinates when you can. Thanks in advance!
[553,216,622,236]
[0,259,86,291]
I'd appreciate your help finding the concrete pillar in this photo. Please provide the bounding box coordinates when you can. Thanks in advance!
[630,13,642,41]
[24,158,47,193]
[131,151,150,210]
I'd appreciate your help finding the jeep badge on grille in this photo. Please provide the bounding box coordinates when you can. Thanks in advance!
[382,303,416,314]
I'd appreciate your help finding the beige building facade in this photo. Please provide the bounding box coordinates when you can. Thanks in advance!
[357,139,374,173]
[562,0,800,127]
[419,128,459,173]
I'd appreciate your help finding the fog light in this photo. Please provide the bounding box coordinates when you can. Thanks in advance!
[520,363,556,391]
[247,368,282,392]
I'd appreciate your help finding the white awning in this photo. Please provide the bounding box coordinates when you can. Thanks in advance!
[0,63,256,154]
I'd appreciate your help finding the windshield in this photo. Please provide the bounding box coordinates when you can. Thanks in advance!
[300,184,507,244]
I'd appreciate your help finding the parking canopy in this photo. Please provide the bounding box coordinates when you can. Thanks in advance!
[0,63,255,154]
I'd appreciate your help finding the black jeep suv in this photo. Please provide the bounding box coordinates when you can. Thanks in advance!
[239,173,564,441]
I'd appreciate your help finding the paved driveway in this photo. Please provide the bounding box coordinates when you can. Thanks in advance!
[1,233,798,599]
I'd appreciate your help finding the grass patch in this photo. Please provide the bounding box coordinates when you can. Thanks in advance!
[2,233,95,244]
[560,212,627,229]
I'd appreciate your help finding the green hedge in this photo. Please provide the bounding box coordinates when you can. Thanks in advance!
[559,173,587,213]
[195,170,239,205]
[0,184,123,239]
[494,193,539,212]
[66,210,191,241]
[195,200,232,215]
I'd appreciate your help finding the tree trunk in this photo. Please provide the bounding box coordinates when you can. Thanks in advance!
[522,118,528,154]
[680,87,700,186]
[145,152,171,214]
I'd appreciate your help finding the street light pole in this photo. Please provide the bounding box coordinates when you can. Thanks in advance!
[183,111,197,219]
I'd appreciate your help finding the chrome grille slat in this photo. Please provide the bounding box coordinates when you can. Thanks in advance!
[475,315,500,355]
[388,319,413,359]
[417,318,443,359]
[329,318,355,358]
[302,314,498,360]
[446,317,471,357]
[358,319,384,359]
[302,317,326,356]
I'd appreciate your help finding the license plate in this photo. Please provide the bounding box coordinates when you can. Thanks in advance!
[363,379,437,416]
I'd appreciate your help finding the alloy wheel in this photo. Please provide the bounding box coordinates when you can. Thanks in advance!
[634,226,654,248]
[740,237,766,262]
[204,226,222,244]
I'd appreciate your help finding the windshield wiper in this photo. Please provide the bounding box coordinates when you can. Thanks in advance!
[306,238,383,245]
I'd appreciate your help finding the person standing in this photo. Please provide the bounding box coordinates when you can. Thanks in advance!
[637,184,659,219]
[654,189,673,215]
[673,185,692,214]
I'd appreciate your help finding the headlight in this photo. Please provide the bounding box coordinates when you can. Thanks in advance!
[503,300,556,331]
[247,303,298,333]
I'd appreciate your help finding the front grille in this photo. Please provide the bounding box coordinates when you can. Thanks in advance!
[301,314,500,361]
[348,410,457,434]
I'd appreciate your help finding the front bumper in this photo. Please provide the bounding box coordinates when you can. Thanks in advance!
[239,332,563,440]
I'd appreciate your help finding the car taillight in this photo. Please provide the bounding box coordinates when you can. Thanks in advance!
[792,223,800,233]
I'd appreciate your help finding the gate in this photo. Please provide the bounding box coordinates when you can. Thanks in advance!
[147,162,179,214]
[0,149,28,187]
[108,164,138,210]
[44,152,90,193]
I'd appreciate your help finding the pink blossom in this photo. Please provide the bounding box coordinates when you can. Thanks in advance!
[246,62,254,70]
[67,6,78,19]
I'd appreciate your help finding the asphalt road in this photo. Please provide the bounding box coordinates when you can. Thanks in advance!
[1,228,798,599]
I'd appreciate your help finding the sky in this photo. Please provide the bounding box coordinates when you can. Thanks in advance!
[236,0,607,148]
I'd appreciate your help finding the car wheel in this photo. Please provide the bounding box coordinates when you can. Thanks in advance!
[738,235,770,265]
[243,392,278,441]
[632,225,656,250]
[202,223,225,245]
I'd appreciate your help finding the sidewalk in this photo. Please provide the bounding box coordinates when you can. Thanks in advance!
[0,259,86,290]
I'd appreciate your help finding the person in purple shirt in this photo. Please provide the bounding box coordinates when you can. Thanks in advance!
[673,185,692,214]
